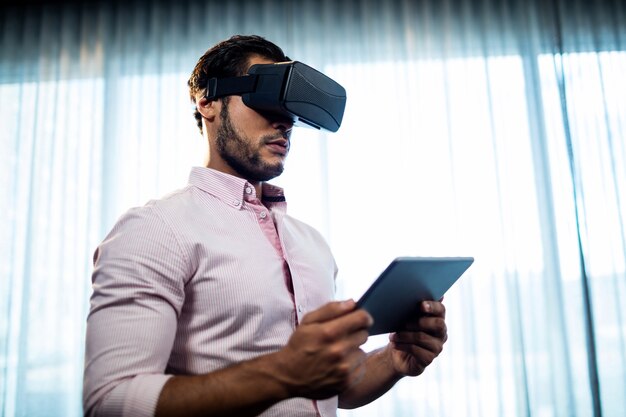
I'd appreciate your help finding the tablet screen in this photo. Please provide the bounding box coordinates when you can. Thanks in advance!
[357,257,474,335]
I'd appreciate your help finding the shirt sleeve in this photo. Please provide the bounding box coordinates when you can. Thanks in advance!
[83,205,191,417]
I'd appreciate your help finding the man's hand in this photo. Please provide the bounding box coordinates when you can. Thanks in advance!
[272,299,373,399]
[386,300,448,377]
[155,300,372,417]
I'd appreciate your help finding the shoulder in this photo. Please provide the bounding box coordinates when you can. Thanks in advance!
[111,185,208,234]
[98,186,200,264]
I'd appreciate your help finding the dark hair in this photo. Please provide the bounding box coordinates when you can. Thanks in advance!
[188,35,289,134]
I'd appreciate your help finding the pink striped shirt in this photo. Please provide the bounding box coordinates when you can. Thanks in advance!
[83,167,338,417]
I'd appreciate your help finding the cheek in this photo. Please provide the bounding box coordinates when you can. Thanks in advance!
[229,100,270,131]
[243,114,269,136]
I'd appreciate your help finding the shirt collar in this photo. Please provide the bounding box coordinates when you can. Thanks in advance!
[188,167,287,211]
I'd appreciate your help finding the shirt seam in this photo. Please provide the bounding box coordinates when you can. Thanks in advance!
[148,204,193,280]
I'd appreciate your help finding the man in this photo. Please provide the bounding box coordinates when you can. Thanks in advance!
[83,35,448,417]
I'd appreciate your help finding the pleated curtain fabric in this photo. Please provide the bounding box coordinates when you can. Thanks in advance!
[0,0,624,416]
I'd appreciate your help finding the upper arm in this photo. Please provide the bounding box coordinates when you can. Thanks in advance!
[83,207,191,417]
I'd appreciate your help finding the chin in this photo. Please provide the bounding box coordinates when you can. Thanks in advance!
[259,166,285,181]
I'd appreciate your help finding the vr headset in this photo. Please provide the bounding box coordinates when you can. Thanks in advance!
[205,61,346,132]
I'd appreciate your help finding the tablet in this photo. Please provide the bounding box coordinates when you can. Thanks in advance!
[356,257,474,335]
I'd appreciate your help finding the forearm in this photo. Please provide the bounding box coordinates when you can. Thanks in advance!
[338,346,403,409]
[155,352,289,417]
[157,301,375,416]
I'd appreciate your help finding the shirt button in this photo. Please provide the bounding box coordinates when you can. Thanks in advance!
[297,305,303,313]
[259,211,267,219]
[245,187,253,194]
[233,200,241,207]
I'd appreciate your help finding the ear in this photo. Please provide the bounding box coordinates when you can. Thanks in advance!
[196,96,219,123]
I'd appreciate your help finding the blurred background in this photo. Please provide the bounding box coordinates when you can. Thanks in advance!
[1,0,625,416]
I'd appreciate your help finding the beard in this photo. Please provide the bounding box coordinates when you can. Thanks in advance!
[215,101,287,182]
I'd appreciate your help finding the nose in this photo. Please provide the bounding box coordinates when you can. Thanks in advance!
[271,118,294,133]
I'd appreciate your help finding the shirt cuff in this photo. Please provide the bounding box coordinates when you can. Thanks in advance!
[99,374,173,417]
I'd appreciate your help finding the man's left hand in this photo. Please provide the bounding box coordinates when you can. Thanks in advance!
[386,300,448,377]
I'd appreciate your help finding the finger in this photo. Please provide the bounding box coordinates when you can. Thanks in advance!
[301,300,356,325]
[389,332,447,348]
[342,328,370,349]
[421,301,446,317]
[405,316,447,338]
[391,330,447,353]
[321,310,373,340]
[400,315,447,336]
[420,316,447,338]
[391,340,439,364]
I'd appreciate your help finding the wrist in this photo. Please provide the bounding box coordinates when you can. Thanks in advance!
[251,350,298,401]
[241,351,294,402]
[383,344,406,381]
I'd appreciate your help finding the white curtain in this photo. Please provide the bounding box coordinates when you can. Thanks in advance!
[1,1,624,416]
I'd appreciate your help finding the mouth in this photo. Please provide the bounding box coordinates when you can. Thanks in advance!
[265,137,289,156]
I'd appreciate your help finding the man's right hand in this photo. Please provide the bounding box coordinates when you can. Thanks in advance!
[155,300,372,417]
[271,299,373,399]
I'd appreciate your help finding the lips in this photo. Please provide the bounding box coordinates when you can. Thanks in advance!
[265,137,289,155]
